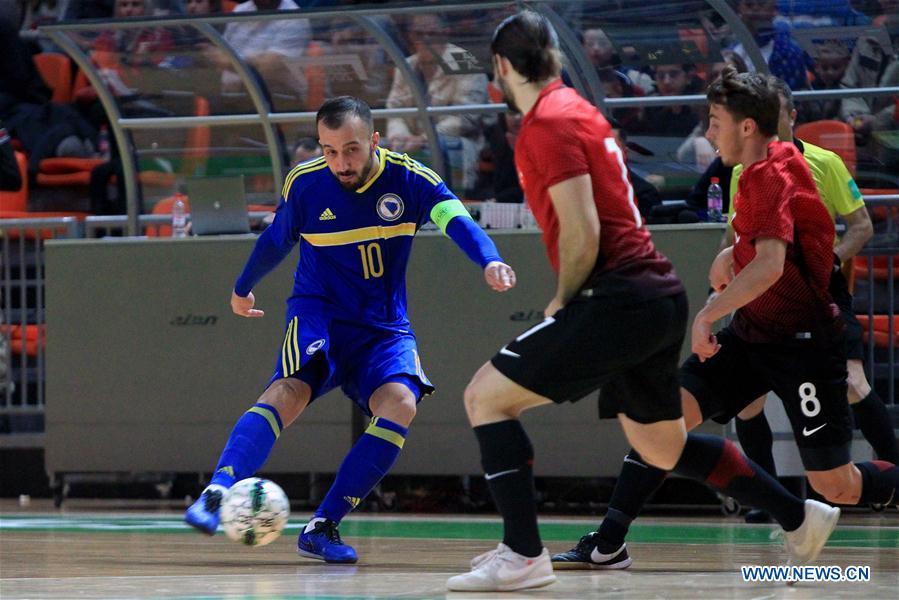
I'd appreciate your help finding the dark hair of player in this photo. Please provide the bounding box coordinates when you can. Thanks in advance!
[490,11,563,83]
[316,96,373,133]
[707,66,780,137]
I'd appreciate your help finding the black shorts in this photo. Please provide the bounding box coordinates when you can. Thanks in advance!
[491,292,688,425]
[680,326,852,471]
[829,267,863,361]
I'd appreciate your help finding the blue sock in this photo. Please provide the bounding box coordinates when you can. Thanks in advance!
[315,416,407,522]
[209,403,283,488]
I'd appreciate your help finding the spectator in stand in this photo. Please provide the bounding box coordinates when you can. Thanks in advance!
[730,0,813,91]
[326,21,393,107]
[0,11,97,181]
[840,10,898,148]
[206,0,311,105]
[632,61,704,137]
[802,40,851,122]
[386,13,488,197]
[581,26,655,95]
[775,0,871,27]
[677,53,749,171]
[292,136,322,164]
[186,0,221,16]
[94,0,175,75]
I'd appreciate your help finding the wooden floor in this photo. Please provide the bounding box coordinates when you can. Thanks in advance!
[1,501,897,599]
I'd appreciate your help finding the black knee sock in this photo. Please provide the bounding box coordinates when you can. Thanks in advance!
[852,392,899,464]
[735,412,778,477]
[473,420,542,557]
[856,461,899,505]
[673,433,805,531]
[596,449,666,552]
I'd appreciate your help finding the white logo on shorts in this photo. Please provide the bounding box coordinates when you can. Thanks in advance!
[306,339,325,355]
[802,424,826,437]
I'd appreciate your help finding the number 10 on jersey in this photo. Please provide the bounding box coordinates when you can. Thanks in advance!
[357,242,384,279]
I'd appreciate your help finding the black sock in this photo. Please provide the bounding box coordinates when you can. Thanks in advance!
[473,420,542,557]
[673,433,805,531]
[852,392,899,464]
[856,461,899,505]
[735,412,778,477]
[596,449,666,552]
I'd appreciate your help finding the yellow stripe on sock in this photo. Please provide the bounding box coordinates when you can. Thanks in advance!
[365,421,405,449]
[248,406,281,439]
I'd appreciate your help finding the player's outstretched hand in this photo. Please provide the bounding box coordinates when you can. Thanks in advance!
[231,290,265,318]
[691,312,720,362]
[484,261,516,292]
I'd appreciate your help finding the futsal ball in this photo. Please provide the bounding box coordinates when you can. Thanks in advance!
[220,478,290,546]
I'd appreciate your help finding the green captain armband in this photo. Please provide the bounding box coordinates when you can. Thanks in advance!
[430,199,473,234]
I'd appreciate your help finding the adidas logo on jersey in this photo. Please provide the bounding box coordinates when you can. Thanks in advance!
[319,208,336,221]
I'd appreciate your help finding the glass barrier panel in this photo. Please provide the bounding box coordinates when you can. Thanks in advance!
[130,122,277,208]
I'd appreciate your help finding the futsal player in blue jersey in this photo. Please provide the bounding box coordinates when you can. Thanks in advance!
[185,96,516,563]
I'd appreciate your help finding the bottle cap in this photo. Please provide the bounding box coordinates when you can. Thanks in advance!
[710,177,720,184]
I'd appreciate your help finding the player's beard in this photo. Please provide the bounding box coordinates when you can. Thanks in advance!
[336,149,376,191]
[496,74,521,114]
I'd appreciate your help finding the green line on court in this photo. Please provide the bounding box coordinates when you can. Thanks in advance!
[1,515,896,549]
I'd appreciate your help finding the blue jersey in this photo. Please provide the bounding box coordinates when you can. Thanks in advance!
[235,147,485,327]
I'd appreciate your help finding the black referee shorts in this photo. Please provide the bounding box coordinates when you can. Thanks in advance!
[680,326,852,471]
[491,291,688,424]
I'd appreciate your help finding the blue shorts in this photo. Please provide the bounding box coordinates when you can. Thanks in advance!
[267,306,434,415]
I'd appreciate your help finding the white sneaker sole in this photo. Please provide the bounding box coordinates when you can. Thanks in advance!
[447,573,557,592]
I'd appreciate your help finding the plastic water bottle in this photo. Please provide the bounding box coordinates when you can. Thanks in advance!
[97,125,111,161]
[707,176,724,223]
[172,193,188,238]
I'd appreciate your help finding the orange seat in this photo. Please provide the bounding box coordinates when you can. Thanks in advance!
[5,325,45,357]
[853,255,899,281]
[856,315,899,348]
[36,157,105,187]
[795,120,856,176]
[0,151,28,211]
[33,53,73,104]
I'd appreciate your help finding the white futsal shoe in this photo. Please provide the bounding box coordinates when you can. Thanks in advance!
[782,500,840,564]
[447,543,556,592]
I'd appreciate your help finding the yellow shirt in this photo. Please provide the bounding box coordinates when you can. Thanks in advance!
[728,139,864,235]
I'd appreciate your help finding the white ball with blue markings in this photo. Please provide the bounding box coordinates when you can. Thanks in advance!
[220,478,290,546]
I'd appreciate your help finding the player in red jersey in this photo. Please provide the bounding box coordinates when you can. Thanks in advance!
[446,13,842,593]
[555,66,899,572]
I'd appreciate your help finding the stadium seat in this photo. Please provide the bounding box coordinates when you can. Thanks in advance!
[795,120,857,176]
[33,53,73,104]
[36,157,105,187]
[0,151,28,211]
[856,315,899,348]
[5,324,45,358]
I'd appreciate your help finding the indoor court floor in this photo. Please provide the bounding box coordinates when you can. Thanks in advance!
[1,501,897,599]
